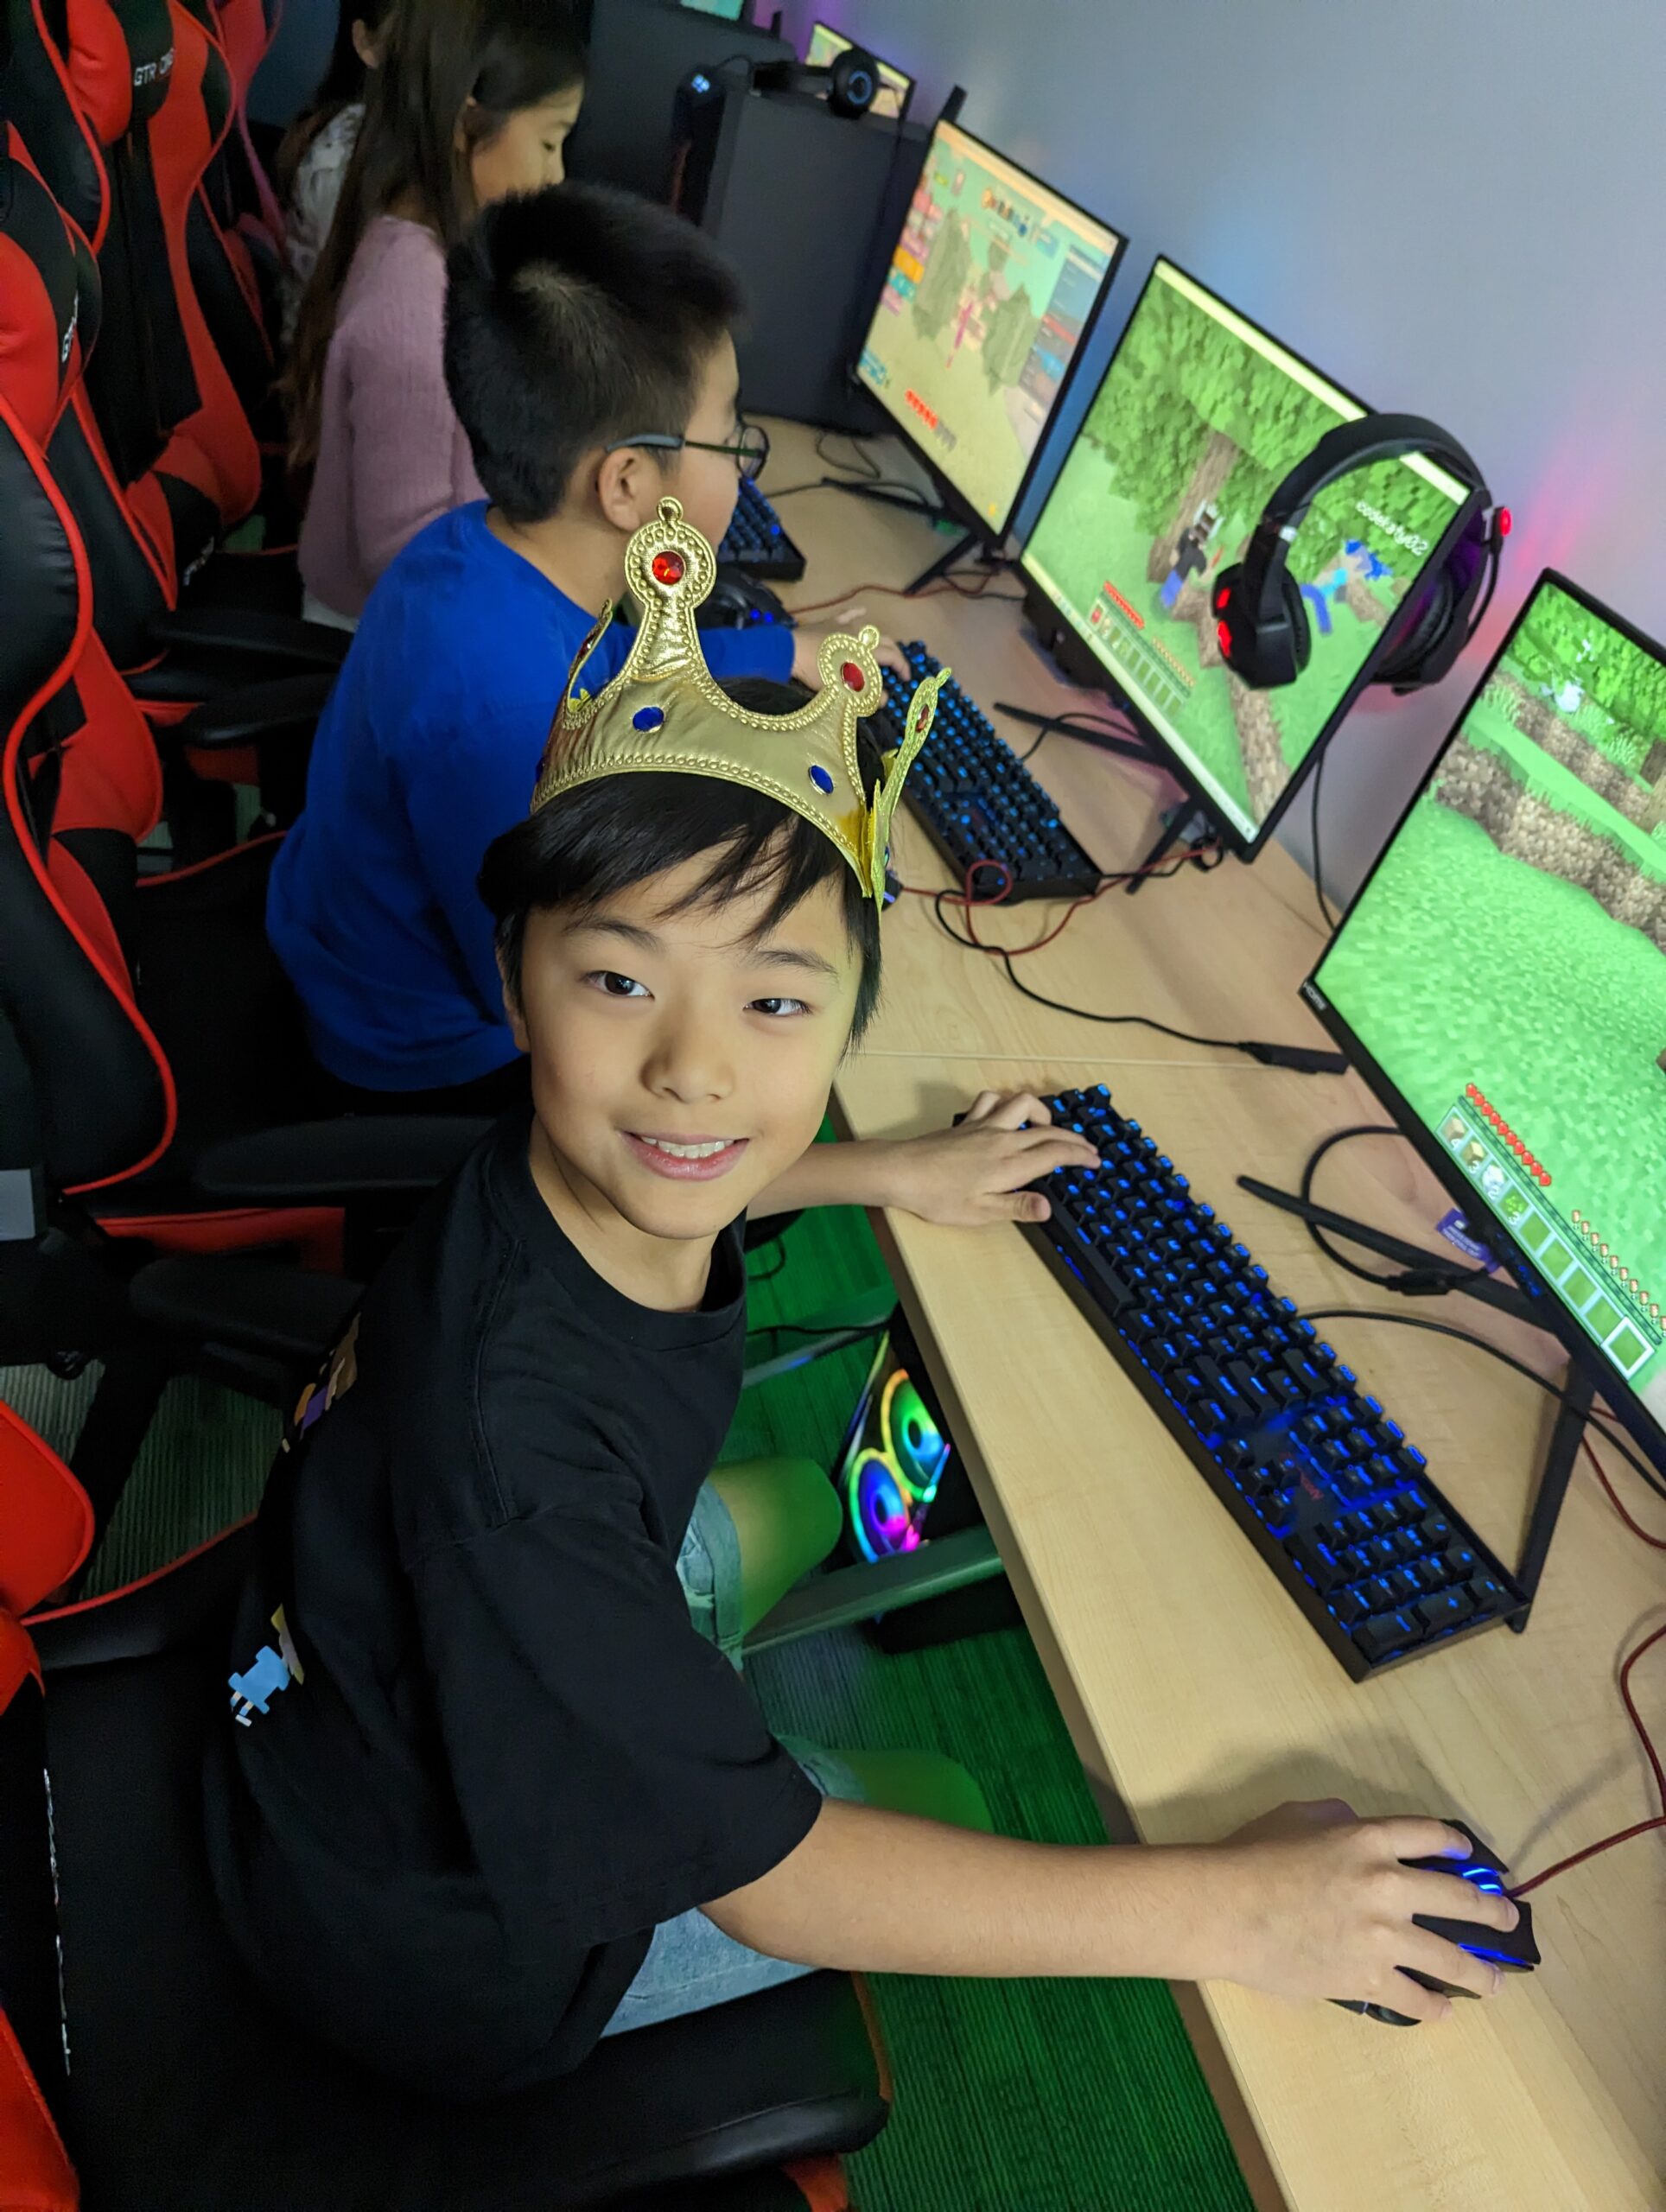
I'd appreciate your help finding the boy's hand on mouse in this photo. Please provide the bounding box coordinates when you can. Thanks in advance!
[876,1091,1101,1227]
[791,607,911,687]
[1211,1799,1522,2023]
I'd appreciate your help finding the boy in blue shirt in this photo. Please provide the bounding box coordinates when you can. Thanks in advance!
[270,182,901,1109]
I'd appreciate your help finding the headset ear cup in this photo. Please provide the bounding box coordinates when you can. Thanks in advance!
[1378,564,1454,687]
[1214,563,1307,688]
[1281,570,1311,677]
[1211,565,1249,676]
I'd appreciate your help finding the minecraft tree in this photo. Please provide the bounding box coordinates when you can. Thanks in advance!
[1079,278,1341,580]
[1081,276,1454,585]
[981,284,1040,391]
[912,216,973,346]
[1512,585,1666,813]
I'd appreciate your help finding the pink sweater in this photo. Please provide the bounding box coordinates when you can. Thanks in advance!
[298,216,486,620]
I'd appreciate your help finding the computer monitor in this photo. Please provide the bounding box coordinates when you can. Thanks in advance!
[565,0,791,200]
[854,117,1125,550]
[1021,258,1481,854]
[679,0,747,16]
[1305,570,1666,1468]
[804,20,912,118]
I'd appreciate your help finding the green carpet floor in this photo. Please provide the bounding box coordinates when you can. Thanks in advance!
[4,1200,1252,2212]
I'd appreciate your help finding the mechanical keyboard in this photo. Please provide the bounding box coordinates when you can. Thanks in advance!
[1025,1081,1528,1678]
[878,643,1103,901]
[718,480,806,582]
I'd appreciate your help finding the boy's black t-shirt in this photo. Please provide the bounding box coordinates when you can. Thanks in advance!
[203,1116,821,2098]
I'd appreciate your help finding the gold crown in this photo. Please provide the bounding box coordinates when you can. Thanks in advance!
[530,499,948,904]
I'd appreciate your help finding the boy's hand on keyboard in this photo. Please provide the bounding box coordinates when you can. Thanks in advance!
[1212,1799,1520,2022]
[791,608,911,687]
[880,1091,1100,1227]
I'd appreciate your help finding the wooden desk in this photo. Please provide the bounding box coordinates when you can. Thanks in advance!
[760,425,1666,2210]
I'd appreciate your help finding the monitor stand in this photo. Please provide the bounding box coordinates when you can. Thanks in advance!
[1124,801,1219,896]
[1237,1173,1600,1630]
[821,480,991,595]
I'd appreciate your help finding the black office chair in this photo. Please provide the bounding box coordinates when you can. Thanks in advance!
[0,1398,890,2212]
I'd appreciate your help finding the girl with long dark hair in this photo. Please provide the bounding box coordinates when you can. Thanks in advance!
[276,2,398,346]
[289,0,587,626]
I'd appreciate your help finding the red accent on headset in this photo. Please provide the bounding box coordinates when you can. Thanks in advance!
[1215,585,1230,612]
[1216,620,1233,658]
[1497,507,1512,538]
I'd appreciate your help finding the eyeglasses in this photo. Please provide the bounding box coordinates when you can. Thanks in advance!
[603,417,772,485]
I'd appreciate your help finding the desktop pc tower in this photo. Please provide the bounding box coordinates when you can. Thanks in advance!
[833,1315,1021,1651]
[684,81,928,430]
[564,0,792,200]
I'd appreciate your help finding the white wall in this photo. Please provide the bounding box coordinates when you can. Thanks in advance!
[782,0,1666,896]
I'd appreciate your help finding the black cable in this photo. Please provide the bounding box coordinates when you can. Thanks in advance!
[746,1318,891,1346]
[1309,746,1339,931]
[746,1245,788,1283]
[928,893,1344,1072]
[1296,1123,1487,1294]
[1009,709,1141,766]
[932,552,1024,602]
[815,429,882,480]
[1300,1305,1666,1508]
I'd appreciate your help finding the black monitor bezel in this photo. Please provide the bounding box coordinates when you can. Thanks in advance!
[849,111,1128,554]
[1018,253,1485,859]
[804,18,915,114]
[1300,564,1666,1478]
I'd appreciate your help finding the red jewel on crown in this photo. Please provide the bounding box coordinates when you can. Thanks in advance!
[840,662,864,692]
[652,550,686,587]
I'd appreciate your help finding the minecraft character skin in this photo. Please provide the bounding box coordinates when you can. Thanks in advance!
[1300,539,1389,637]
[1161,524,1211,612]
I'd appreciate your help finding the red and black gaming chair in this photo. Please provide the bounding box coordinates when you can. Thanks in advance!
[200,0,286,271]
[0,118,338,857]
[5,0,264,557]
[0,1402,889,2212]
[0,221,486,1541]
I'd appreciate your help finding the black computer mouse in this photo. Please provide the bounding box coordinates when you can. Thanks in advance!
[696,566,794,631]
[1332,1818,1540,2026]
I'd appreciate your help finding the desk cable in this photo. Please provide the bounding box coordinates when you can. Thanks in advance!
[1294,1300,1666,1900]
[903,853,1346,1076]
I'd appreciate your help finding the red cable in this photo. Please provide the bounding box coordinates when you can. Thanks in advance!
[1580,1433,1666,1552]
[895,840,1224,964]
[1506,1440,1666,1897]
[1509,1812,1666,1899]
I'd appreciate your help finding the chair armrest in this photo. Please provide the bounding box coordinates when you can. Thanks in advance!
[29,1521,256,1669]
[193,1117,493,1203]
[177,671,336,749]
[147,607,352,671]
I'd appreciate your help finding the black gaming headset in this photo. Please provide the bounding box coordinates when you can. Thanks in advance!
[1211,415,1510,694]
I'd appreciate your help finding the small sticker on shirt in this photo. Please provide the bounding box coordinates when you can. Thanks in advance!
[1435,1209,1499,1273]
[284,1315,361,1450]
[228,1605,306,1727]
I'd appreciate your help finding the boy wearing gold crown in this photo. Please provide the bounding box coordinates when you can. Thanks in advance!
[207,504,1518,2099]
